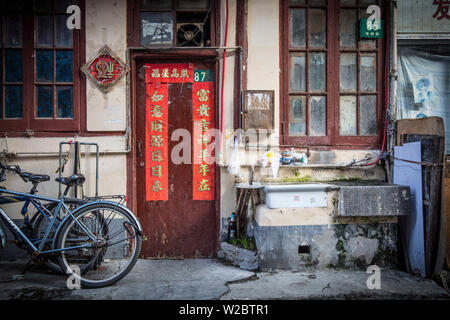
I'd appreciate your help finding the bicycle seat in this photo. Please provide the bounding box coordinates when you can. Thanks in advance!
[20,172,50,183]
[55,174,85,187]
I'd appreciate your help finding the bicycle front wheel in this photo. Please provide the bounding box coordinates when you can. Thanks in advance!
[56,202,142,288]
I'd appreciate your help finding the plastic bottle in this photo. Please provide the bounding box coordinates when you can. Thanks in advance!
[228,213,236,240]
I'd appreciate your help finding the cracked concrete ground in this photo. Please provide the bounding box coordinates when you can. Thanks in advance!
[0,259,448,300]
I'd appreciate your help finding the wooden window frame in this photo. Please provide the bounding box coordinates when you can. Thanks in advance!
[0,7,27,132]
[0,1,84,133]
[129,0,218,48]
[280,0,385,148]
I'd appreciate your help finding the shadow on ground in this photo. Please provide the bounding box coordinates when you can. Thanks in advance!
[0,259,448,300]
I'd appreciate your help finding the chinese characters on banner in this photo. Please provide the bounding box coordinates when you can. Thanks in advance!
[145,82,169,201]
[144,63,214,201]
[433,0,450,20]
[145,63,195,83]
[192,81,215,201]
[145,63,194,201]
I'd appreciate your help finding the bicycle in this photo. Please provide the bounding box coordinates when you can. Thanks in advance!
[0,164,143,288]
[0,163,90,273]
[1,163,133,274]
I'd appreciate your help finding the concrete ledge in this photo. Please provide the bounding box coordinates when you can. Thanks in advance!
[255,205,333,227]
[337,185,411,217]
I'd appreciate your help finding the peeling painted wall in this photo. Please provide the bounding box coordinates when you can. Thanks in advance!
[255,222,398,271]
[85,0,127,132]
[0,136,127,219]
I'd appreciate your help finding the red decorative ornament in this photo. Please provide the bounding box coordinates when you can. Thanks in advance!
[81,45,129,93]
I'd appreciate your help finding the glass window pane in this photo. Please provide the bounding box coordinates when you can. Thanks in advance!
[290,0,306,4]
[57,86,73,118]
[37,86,53,118]
[5,50,22,82]
[340,53,357,92]
[56,50,73,82]
[141,0,174,10]
[359,9,377,49]
[37,15,54,47]
[310,52,326,91]
[6,16,22,48]
[140,12,174,46]
[340,95,356,135]
[5,86,23,118]
[56,15,73,47]
[309,0,326,5]
[340,9,357,48]
[290,9,306,47]
[360,95,377,135]
[289,96,306,135]
[290,53,306,92]
[0,53,1,118]
[340,0,357,5]
[4,1,24,11]
[36,50,54,82]
[310,96,326,136]
[360,0,378,7]
[176,0,209,10]
[309,9,326,48]
[360,53,376,92]
[360,39,377,49]
[35,0,53,12]
[55,0,77,12]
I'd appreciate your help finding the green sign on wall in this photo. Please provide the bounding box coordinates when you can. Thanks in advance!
[194,70,213,82]
[360,19,384,38]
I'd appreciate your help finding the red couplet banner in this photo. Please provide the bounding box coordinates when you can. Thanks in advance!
[145,63,195,84]
[192,81,215,201]
[145,82,169,201]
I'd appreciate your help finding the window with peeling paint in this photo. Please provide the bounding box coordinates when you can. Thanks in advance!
[286,1,328,139]
[36,3,74,119]
[1,12,23,119]
[338,3,379,138]
[282,0,384,147]
[0,0,81,132]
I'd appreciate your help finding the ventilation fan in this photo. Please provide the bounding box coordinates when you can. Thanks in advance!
[177,23,204,47]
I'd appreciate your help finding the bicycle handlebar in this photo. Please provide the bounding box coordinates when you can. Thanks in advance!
[0,162,21,173]
[0,162,34,183]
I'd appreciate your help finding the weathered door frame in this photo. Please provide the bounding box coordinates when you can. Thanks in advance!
[127,49,222,255]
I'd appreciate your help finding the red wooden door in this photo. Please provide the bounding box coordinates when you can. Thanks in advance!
[135,61,217,258]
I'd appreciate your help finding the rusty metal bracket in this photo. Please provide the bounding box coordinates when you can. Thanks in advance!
[24,130,34,138]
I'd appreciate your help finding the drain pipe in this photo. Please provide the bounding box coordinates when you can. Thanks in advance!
[219,0,229,154]
[386,0,398,183]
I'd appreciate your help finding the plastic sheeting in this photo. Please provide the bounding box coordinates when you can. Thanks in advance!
[397,46,450,154]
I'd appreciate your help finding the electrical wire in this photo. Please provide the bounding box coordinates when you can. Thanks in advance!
[219,0,229,153]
